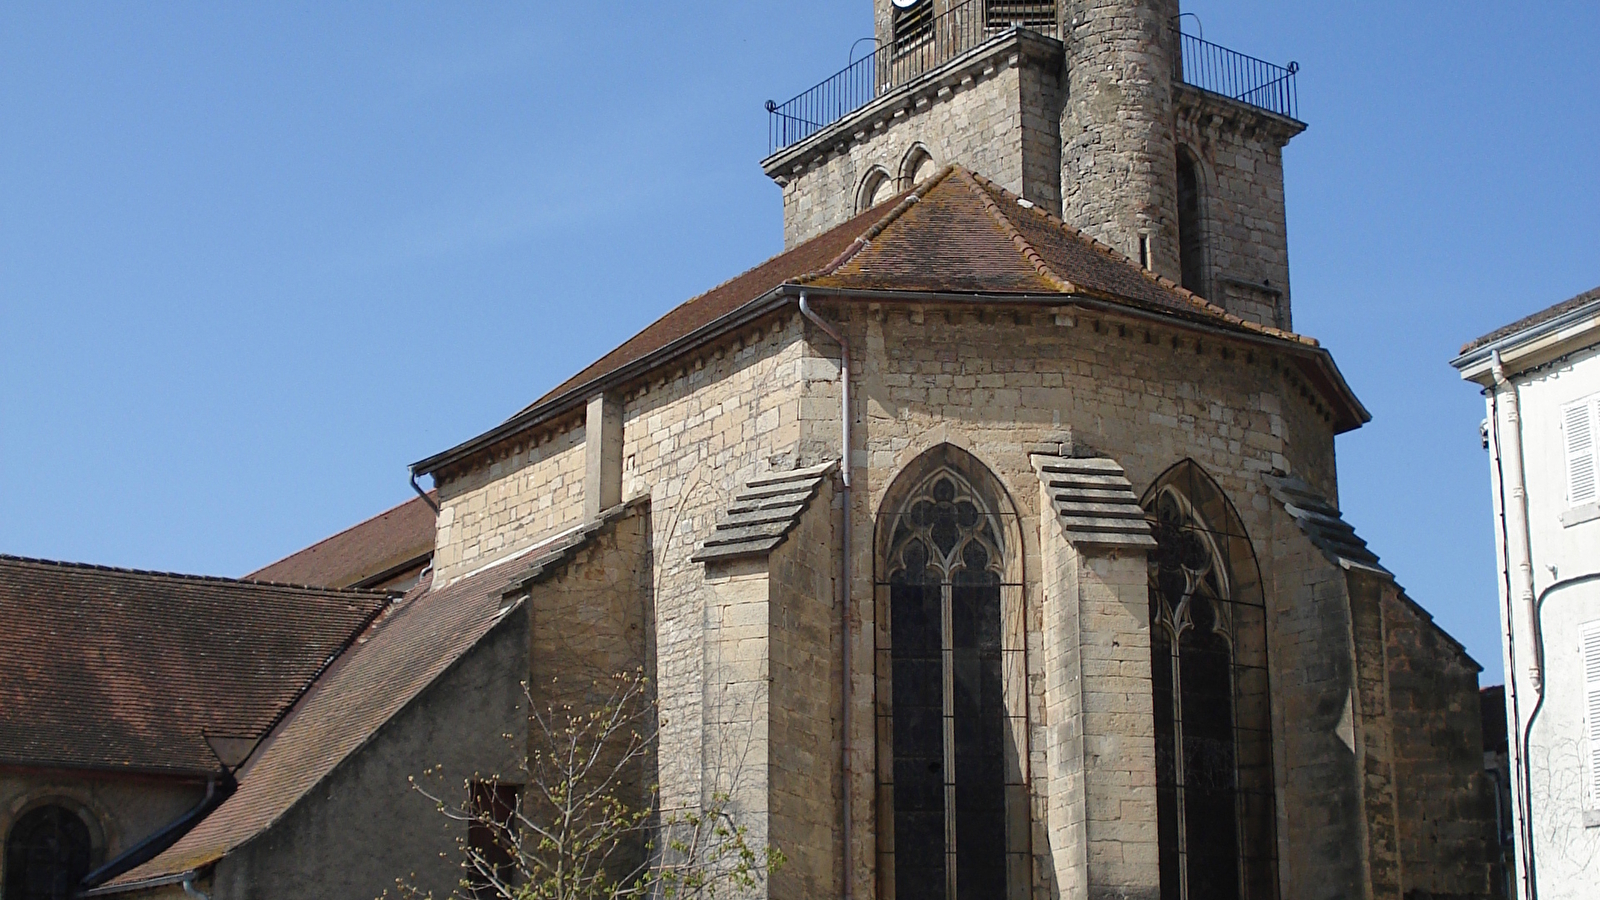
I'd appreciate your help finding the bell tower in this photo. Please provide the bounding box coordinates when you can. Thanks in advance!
[762,0,1304,329]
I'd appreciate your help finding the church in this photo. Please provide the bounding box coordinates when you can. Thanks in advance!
[2,2,1500,899]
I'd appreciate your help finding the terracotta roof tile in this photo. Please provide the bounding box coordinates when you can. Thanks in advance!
[416,165,1321,475]
[0,556,389,775]
[107,551,527,884]
[247,493,436,589]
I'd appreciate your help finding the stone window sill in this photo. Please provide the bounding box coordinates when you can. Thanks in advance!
[1560,502,1600,528]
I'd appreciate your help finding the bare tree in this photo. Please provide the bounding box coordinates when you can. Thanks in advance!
[392,670,781,900]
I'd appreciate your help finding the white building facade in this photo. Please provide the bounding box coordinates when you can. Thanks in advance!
[1455,286,1600,900]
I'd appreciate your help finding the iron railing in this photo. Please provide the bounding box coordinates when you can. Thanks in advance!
[767,0,1058,153]
[1176,31,1298,120]
[764,7,1301,154]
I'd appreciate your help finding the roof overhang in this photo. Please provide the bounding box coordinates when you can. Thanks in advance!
[1452,297,1600,385]
[413,286,1369,477]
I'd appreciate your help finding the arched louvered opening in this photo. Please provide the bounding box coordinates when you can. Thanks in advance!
[875,444,1030,900]
[4,805,93,900]
[1143,461,1278,900]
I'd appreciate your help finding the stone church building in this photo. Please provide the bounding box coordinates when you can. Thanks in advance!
[4,2,1500,900]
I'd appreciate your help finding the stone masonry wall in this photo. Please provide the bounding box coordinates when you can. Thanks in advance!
[770,34,1063,248]
[0,773,203,885]
[1061,0,1182,281]
[1263,511,1369,900]
[766,479,842,898]
[1174,85,1300,330]
[619,314,808,815]
[1382,587,1498,899]
[794,298,1344,898]
[434,420,586,584]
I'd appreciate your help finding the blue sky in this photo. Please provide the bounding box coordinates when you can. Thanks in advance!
[2,2,1596,684]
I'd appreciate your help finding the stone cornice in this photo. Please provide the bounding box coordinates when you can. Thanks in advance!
[761,28,1063,185]
[1173,82,1307,148]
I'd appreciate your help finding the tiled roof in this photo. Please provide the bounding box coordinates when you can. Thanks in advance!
[691,463,836,563]
[106,560,523,884]
[105,506,642,889]
[0,556,389,775]
[247,493,436,589]
[1459,284,1600,355]
[415,165,1334,476]
[1031,454,1156,548]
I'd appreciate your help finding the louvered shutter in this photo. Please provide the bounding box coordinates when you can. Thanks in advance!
[1585,621,1600,806]
[1565,399,1597,506]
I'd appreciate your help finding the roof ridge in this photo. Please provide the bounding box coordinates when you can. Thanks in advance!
[0,553,393,597]
[963,170,1315,347]
[957,168,1077,293]
[795,164,959,283]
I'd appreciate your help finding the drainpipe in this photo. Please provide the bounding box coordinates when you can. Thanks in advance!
[79,774,234,890]
[1492,351,1541,689]
[798,291,853,900]
[411,471,440,514]
[1489,350,1539,900]
[181,875,212,900]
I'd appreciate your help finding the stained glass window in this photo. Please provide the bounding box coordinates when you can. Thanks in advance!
[881,469,1020,900]
[4,805,92,900]
[1145,464,1278,900]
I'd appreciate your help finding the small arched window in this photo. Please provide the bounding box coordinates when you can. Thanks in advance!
[1176,147,1205,295]
[899,145,935,190]
[5,805,93,900]
[858,167,893,213]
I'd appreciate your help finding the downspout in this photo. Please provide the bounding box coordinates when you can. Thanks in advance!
[79,774,234,890]
[181,874,212,900]
[798,291,853,900]
[411,471,440,514]
[1489,349,1539,900]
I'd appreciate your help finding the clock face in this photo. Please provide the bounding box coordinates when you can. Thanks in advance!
[891,0,925,8]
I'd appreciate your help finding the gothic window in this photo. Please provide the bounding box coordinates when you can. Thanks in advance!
[4,805,93,900]
[1176,147,1205,296]
[878,461,1027,900]
[1145,463,1277,900]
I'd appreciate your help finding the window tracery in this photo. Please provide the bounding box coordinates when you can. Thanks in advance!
[1144,464,1278,900]
[881,466,1018,900]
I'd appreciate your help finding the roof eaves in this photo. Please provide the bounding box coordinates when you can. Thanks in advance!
[1452,292,1600,378]
[411,288,795,477]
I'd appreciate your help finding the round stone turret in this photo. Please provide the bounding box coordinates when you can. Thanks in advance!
[1060,0,1181,282]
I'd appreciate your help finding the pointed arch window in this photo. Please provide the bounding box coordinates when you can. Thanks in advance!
[879,464,1027,900]
[1145,464,1278,900]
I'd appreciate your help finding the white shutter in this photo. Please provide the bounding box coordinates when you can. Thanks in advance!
[1565,399,1597,506]
[1585,621,1600,806]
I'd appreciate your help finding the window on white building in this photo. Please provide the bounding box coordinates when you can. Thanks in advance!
[1564,396,1598,507]
[1585,621,1600,810]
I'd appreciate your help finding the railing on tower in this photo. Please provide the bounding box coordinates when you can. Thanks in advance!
[765,4,1301,155]
[1175,31,1298,120]
[766,0,1058,154]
